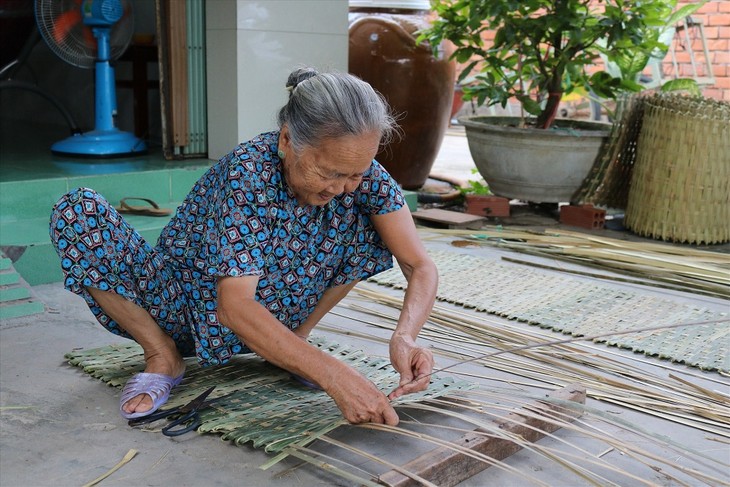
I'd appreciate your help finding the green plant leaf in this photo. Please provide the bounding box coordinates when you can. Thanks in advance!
[422,0,699,130]
[460,177,492,196]
[665,1,708,27]
[661,78,701,96]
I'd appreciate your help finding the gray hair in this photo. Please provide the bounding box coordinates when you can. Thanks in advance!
[277,67,398,152]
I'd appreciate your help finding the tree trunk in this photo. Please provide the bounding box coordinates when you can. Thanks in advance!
[537,75,563,129]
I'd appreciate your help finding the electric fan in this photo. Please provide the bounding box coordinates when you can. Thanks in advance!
[35,0,146,157]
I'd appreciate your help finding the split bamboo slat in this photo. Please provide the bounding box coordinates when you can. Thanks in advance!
[624,94,730,244]
[65,302,730,485]
[297,283,730,484]
[64,224,730,485]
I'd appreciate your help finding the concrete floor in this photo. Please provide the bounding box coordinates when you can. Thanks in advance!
[1,129,729,486]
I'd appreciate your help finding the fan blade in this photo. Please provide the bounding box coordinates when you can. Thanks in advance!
[52,10,82,45]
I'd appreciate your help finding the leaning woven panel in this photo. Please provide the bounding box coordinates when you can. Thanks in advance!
[625,94,730,244]
[65,335,474,454]
[370,250,729,372]
[572,94,645,208]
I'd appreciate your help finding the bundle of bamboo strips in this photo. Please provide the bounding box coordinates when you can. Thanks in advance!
[274,383,728,486]
[302,285,729,484]
[325,285,729,436]
[421,226,730,299]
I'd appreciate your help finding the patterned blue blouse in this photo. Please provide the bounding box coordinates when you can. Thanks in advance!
[158,131,405,364]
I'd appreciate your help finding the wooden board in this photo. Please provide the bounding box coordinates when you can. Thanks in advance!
[412,209,487,229]
[378,383,587,487]
[166,0,189,148]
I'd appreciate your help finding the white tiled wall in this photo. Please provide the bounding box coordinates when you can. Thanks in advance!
[206,0,349,160]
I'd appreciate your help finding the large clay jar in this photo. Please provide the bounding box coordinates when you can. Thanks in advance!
[349,0,455,190]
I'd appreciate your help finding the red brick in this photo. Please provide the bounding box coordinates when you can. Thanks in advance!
[697,1,719,13]
[703,88,722,99]
[712,65,727,77]
[714,76,730,88]
[673,51,693,63]
[708,13,730,26]
[702,25,719,39]
[718,26,730,38]
[714,51,730,63]
[708,39,729,51]
[560,205,606,230]
[720,1,730,13]
[465,195,510,218]
[674,2,714,16]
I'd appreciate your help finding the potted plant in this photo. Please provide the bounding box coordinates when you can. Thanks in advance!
[420,0,705,203]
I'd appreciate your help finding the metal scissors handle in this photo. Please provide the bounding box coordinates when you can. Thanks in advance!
[128,385,217,437]
[160,408,203,437]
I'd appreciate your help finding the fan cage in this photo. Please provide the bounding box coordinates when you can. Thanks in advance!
[34,0,135,69]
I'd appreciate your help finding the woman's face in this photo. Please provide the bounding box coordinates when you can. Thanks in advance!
[280,127,381,206]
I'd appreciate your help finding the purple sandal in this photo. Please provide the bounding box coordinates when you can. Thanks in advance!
[119,372,184,420]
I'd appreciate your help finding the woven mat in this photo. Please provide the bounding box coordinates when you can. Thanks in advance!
[369,250,729,372]
[66,335,473,455]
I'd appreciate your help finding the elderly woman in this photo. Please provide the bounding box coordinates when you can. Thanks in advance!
[50,67,438,426]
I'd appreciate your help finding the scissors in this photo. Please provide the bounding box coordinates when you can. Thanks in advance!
[127,386,218,437]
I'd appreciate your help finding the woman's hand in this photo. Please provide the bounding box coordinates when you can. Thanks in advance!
[218,276,399,426]
[289,333,398,425]
[387,332,434,400]
[326,368,400,425]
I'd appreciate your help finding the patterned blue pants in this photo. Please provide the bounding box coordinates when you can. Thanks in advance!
[49,188,196,357]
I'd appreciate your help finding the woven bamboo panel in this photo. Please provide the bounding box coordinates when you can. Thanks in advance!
[625,95,730,244]
[66,335,473,454]
[370,250,729,372]
[573,94,645,208]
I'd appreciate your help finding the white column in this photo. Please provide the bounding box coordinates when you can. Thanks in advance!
[206,0,349,161]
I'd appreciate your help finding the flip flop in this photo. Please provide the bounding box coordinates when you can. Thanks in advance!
[119,372,184,420]
[115,197,172,217]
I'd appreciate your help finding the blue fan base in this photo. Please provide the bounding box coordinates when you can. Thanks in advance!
[52,130,147,158]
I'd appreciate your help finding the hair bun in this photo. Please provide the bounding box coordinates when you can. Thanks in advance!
[285,67,319,94]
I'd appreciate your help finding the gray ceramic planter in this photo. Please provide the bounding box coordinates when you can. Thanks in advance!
[460,116,611,203]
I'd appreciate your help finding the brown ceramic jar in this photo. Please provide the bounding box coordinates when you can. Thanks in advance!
[349,1,455,190]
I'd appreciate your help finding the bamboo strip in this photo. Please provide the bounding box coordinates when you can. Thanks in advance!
[362,423,551,487]
[454,389,728,480]
[81,449,138,487]
[278,446,383,487]
[318,436,439,487]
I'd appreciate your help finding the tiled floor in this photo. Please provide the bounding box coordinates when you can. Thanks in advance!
[0,117,212,285]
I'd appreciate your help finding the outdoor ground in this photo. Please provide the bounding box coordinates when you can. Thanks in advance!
[1,127,728,486]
